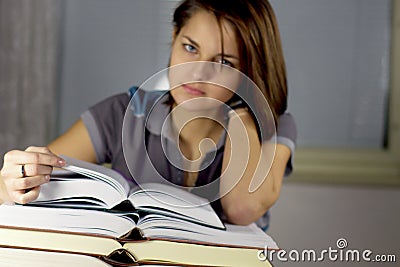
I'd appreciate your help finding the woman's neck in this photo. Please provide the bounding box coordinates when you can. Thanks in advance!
[171,105,225,159]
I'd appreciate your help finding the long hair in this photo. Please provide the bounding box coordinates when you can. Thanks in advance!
[172,0,287,125]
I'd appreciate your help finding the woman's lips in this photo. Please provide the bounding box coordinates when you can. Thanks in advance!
[182,84,205,96]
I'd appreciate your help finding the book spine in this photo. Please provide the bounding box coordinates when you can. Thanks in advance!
[102,249,138,266]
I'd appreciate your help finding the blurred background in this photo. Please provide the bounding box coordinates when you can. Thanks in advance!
[0,0,399,266]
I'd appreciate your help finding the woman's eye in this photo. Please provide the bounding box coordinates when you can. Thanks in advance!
[218,58,233,67]
[183,44,197,53]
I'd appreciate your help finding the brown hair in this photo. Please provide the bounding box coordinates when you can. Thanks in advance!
[173,0,287,125]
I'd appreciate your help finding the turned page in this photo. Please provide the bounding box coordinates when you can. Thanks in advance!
[32,155,131,209]
[128,183,225,229]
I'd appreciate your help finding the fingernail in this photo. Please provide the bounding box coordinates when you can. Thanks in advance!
[45,175,50,181]
[58,159,65,166]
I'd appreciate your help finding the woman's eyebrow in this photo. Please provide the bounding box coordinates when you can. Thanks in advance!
[217,53,239,60]
[182,35,239,60]
[183,35,199,47]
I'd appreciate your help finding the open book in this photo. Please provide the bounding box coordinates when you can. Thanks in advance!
[0,225,273,266]
[0,204,277,249]
[0,247,183,267]
[0,247,114,267]
[31,155,224,230]
[0,205,276,266]
[0,156,277,266]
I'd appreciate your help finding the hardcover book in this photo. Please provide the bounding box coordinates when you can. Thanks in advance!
[0,156,275,266]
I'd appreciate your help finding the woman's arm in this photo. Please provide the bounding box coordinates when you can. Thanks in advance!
[220,109,291,225]
[48,119,97,162]
[0,119,96,204]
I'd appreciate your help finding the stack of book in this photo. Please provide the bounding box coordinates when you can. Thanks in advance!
[0,156,276,266]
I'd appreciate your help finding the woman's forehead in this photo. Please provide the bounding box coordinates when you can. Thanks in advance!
[179,10,239,55]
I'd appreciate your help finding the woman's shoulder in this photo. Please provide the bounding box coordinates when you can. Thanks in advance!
[128,87,169,116]
[89,86,167,112]
[277,112,297,141]
[88,91,131,113]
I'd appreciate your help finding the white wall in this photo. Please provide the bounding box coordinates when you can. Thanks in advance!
[58,0,176,132]
[58,0,391,149]
[268,182,400,266]
[271,0,391,148]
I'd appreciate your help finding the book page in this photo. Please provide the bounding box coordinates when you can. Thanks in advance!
[129,183,224,229]
[34,179,124,209]
[61,155,131,196]
[31,156,133,209]
[0,227,121,256]
[124,240,272,267]
[0,205,136,238]
[137,214,278,249]
[32,156,224,231]
[0,247,113,267]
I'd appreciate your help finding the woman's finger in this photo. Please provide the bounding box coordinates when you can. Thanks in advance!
[5,175,50,191]
[3,149,65,167]
[11,186,41,204]
[22,164,53,177]
[1,163,53,178]
[25,146,52,154]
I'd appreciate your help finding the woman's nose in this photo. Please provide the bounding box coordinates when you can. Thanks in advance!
[190,61,216,82]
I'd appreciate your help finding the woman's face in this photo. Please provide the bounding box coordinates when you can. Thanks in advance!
[169,10,241,110]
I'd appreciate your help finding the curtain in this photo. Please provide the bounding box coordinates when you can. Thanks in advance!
[0,0,62,165]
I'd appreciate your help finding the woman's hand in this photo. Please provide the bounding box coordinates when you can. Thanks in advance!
[0,146,65,204]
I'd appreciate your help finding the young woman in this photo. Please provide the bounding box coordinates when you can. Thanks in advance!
[0,0,296,230]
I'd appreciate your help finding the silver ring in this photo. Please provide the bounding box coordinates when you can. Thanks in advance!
[21,165,26,177]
